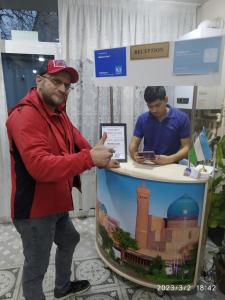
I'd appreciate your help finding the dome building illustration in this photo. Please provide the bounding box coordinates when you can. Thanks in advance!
[167,194,199,221]
[97,181,201,267]
[135,183,200,263]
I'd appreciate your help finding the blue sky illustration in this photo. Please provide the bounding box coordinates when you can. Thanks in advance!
[97,169,206,238]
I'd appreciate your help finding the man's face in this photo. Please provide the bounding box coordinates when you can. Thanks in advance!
[36,71,72,108]
[146,98,168,119]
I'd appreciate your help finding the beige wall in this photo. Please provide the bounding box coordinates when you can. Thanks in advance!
[198,0,225,136]
[197,0,225,25]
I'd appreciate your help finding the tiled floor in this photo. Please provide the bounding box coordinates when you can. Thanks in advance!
[0,217,224,300]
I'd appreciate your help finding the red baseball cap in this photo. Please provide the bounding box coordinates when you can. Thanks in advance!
[38,59,79,83]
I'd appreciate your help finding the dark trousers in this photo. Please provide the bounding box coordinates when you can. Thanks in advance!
[14,213,80,300]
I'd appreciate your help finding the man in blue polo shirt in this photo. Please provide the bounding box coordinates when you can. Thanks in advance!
[129,86,190,165]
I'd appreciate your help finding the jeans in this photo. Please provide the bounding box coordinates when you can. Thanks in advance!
[14,212,80,300]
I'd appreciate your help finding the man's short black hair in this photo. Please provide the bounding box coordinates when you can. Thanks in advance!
[144,86,166,103]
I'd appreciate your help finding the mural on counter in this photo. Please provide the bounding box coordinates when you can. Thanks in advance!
[96,169,206,285]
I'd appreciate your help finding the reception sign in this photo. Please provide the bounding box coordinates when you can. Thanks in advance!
[96,169,206,287]
[130,42,169,60]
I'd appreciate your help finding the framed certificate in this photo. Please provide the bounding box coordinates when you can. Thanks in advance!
[100,123,127,162]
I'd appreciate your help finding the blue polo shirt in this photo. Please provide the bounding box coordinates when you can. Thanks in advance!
[134,106,190,155]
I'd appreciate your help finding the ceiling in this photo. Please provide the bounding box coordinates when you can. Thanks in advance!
[0,0,58,12]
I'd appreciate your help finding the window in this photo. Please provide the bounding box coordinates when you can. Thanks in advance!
[0,7,58,42]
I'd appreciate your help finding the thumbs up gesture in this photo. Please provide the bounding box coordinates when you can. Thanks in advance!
[90,132,115,167]
[96,132,107,146]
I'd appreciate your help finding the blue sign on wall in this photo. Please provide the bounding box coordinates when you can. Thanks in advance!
[94,47,127,77]
[173,36,223,75]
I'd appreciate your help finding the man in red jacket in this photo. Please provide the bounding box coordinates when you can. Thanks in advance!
[6,59,119,300]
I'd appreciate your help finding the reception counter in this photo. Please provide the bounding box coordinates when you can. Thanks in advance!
[96,161,209,289]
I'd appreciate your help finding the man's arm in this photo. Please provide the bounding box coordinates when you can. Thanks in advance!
[129,136,145,163]
[8,108,113,182]
[154,137,190,165]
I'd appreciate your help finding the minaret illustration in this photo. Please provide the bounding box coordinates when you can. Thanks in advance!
[134,180,200,263]
[135,182,150,249]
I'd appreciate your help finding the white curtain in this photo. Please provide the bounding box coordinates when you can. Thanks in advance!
[0,42,11,222]
[58,0,197,216]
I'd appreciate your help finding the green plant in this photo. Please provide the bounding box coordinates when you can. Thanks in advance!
[207,135,225,294]
[209,246,225,264]
[217,246,225,260]
[211,246,225,294]
[208,135,225,229]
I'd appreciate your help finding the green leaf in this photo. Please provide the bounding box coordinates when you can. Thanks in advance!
[212,176,224,190]
[208,134,225,229]
[217,136,225,167]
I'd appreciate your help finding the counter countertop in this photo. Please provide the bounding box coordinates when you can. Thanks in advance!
[108,160,208,183]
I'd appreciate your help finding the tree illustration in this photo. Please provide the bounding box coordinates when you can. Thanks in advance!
[179,263,190,280]
[97,223,113,251]
[112,227,139,262]
[149,255,165,276]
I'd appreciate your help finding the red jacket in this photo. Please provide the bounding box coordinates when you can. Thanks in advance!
[6,88,94,219]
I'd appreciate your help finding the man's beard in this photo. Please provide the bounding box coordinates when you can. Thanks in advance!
[42,92,65,108]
